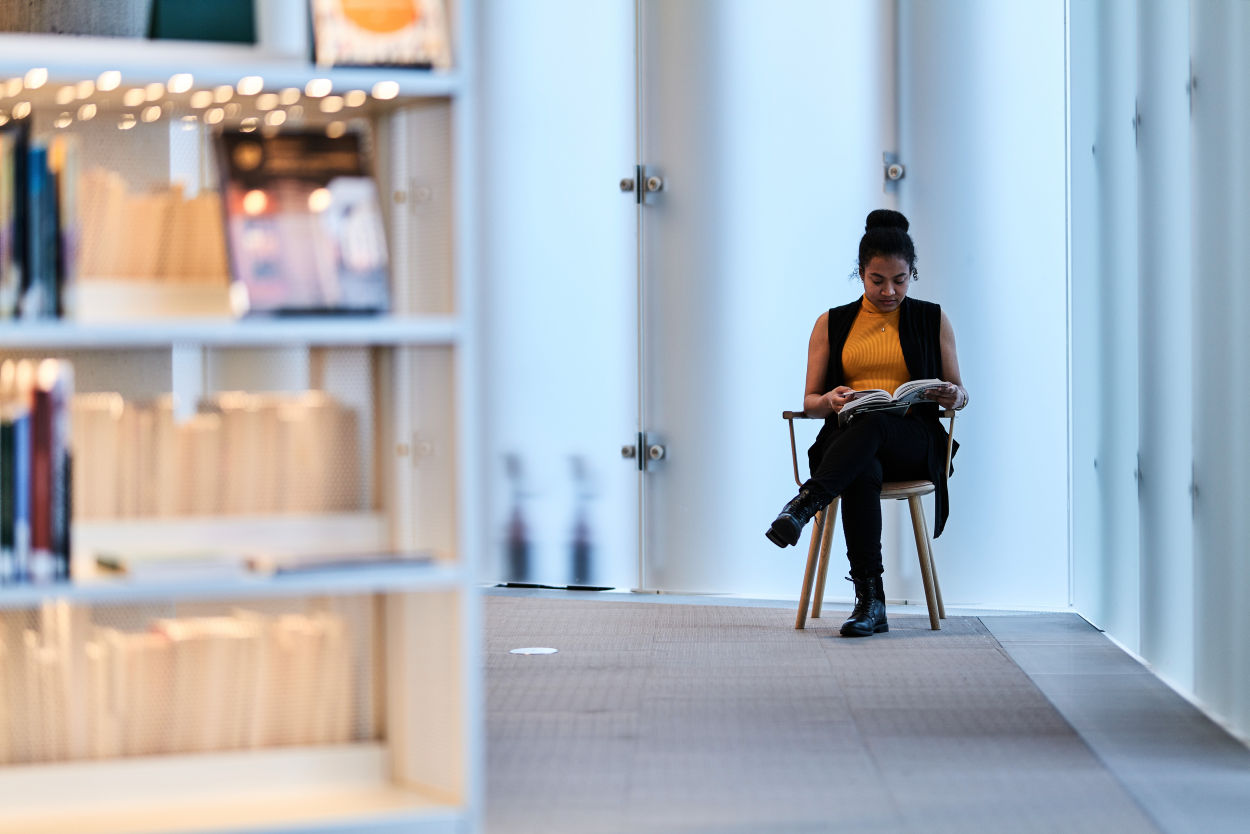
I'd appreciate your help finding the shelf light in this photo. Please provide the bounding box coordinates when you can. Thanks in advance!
[180,115,198,130]
[54,112,72,129]
[97,70,122,92]
[12,101,31,119]
[307,187,332,213]
[213,84,234,104]
[344,90,367,108]
[264,110,287,127]
[371,81,400,101]
[122,88,145,107]
[242,189,268,215]
[319,95,344,114]
[305,78,333,98]
[144,82,165,102]
[118,113,137,130]
[0,114,8,126]
[77,102,97,121]
[205,107,225,125]
[76,79,95,99]
[326,120,346,138]
[237,76,264,96]
[168,73,194,94]
[141,105,162,123]
[255,92,279,111]
[280,87,301,106]
[190,90,214,109]
[225,102,242,118]
[55,85,75,105]
[240,116,259,132]
[3,78,22,98]
[23,68,48,90]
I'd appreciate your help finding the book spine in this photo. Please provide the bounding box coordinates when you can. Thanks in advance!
[8,119,29,319]
[29,381,52,579]
[11,407,31,583]
[0,413,13,583]
[49,365,72,579]
[22,144,53,319]
[0,131,16,319]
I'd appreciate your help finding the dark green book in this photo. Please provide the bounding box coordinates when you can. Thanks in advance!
[148,0,256,43]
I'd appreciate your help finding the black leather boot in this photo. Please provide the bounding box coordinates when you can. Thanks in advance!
[765,482,831,548]
[840,575,888,637]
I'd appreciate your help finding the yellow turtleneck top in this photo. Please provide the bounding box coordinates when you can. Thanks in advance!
[842,296,910,392]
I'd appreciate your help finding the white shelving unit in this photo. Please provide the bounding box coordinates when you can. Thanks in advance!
[0,2,481,831]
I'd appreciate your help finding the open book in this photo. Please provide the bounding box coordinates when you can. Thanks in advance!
[837,379,947,425]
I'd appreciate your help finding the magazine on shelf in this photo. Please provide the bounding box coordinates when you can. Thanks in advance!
[214,129,391,316]
[310,0,451,69]
[837,378,947,426]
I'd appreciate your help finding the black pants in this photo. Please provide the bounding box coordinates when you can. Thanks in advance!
[809,412,933,580]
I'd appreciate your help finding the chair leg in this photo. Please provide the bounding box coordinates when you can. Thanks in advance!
[906,496,941,630]
[929,540,946,620]
[794,508,827,630]
[811,497,839,619]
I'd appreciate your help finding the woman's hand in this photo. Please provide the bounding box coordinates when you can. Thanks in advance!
[827,386,856,413]
[926,382,967,410]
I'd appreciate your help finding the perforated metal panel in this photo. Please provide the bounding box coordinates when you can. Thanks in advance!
[0,594,380,766]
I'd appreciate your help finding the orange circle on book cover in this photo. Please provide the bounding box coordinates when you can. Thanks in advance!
[340,0,421,33]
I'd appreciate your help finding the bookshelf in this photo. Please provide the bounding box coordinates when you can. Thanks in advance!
[0,2,481,832]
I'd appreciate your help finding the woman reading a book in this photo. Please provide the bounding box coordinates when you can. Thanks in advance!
[765,209,969,637]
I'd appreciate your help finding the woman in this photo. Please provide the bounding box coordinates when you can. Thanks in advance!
[765,209,968,637]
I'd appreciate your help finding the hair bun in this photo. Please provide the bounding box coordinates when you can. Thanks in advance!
[865,209,909,233]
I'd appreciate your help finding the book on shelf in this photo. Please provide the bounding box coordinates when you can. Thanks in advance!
[311,0,451,69]
[247,550,434,575]
[837,378,947,426]
[94,549,253,582]
[0,118,29,320]
[214,129,391,316]
[0,358,72,585]
[92,549,433,581]
[0,120,80,320]
[0,363,32,585]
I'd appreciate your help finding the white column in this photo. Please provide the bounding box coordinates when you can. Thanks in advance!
[1067,0,1104,622]
[1136,0,1193,692]
[1190,0,1250,736]
[1091,0,1142,647]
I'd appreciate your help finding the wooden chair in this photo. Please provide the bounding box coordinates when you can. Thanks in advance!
[782,409,956,631]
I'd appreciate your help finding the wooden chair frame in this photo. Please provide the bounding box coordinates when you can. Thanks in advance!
[783,409,956,631]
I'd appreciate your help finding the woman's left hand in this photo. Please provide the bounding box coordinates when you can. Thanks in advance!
[926,382,965,409]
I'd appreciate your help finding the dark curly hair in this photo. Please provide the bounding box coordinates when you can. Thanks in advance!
[858,209,917,277]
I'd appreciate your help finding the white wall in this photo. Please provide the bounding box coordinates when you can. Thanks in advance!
[1190,0,1250,738]
[897,0,1070,608]
[634,0,895,598]
[1069,0,1250,740]
[479,1,1072,609]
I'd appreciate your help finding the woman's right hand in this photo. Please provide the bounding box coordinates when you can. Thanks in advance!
[827,386,856,413]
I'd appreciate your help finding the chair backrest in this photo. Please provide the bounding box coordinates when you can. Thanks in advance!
[782,409,957,488]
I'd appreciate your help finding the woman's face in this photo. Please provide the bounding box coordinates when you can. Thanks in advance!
[859,254,911,312]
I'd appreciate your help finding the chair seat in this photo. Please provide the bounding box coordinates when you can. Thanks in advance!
[880,479,935,499]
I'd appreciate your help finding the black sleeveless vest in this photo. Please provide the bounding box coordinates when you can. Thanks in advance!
[807,295,958,537]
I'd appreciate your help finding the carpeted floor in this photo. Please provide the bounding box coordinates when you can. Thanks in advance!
[484,595,1161,834]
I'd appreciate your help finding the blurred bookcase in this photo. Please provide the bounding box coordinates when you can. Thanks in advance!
[0,1,481,831]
